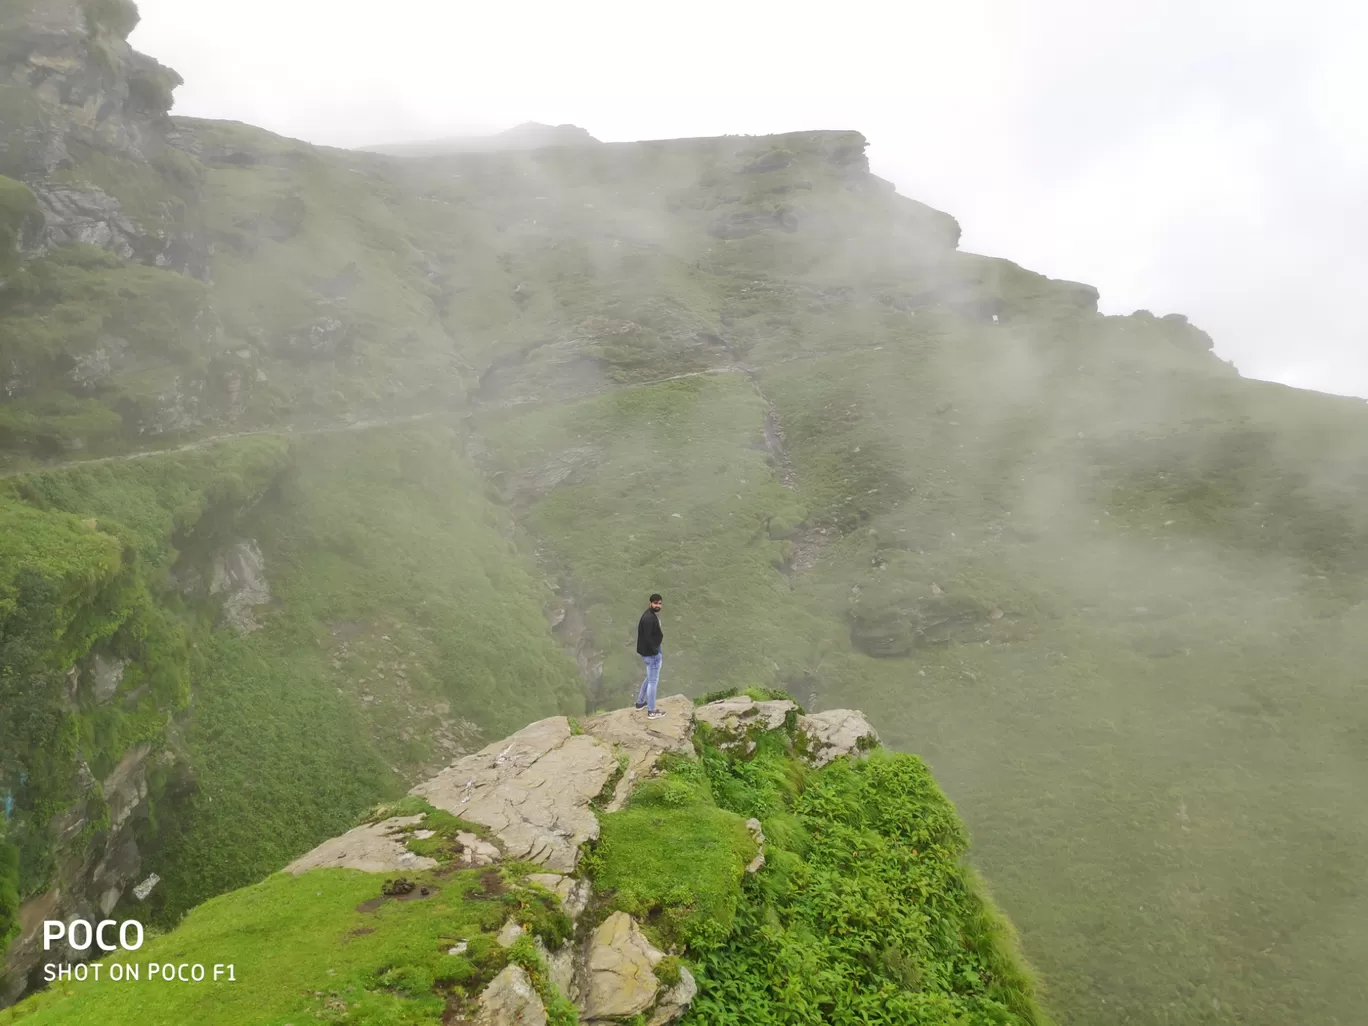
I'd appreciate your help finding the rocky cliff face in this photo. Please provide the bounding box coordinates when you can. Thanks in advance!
[257,694,884,1026]
[1,0,205,272]
[5,689,1051,1023]
[0,666,191,1007]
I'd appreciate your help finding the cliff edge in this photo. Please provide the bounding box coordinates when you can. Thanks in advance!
[6,690,1052,1025]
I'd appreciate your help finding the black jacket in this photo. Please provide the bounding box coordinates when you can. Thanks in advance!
[636,608,663,657]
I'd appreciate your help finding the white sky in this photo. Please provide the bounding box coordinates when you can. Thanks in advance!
[130,0,1368,398]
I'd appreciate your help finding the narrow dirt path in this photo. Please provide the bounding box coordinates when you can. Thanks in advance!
[0,411,449,479]
[2,341,885,481]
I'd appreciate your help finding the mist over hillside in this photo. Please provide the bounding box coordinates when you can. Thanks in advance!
[2,1,1366,1023]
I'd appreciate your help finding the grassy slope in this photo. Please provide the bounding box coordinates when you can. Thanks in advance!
[135,421,585,925]
[1,861,562,1026]
[6,715,1045,1026]
[5,80,1368,1023]
[1,422,585,944]
[1,437,290,944]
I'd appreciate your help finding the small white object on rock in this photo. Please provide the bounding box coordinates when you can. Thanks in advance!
[456,831,502,867]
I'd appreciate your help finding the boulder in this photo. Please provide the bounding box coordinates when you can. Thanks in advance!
[455,831,502,868]
[647,965,699,1026]
[283,815,437,875]
[475,964,548,1026]
[797,709,880,768]
[209,540,271,635]
[412,717,616,872]
[744,817,765,874]
[580,912,664,1022]
[524,873,591,922]
[695,696,796,753]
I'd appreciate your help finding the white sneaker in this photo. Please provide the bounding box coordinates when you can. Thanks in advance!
[647,711,666,720]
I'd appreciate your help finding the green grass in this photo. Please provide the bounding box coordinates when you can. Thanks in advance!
[585,724,1049,1025]
[476,373,822,703]
[1,438,289,940]
[137,422,585,923]
[583,761,757,951]
[684,749,1051,1026]
[0,865,519,1026]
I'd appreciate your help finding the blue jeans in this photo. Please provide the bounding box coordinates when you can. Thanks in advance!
[636,653,663,712]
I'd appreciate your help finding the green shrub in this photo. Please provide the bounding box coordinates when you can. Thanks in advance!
[0,175,39,275]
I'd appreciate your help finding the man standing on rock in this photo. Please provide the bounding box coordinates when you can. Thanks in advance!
[635,593,666,719]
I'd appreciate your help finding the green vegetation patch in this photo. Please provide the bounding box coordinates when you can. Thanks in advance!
[0,438,289,942]
[686,748,1051,1026]
[139,422,585,924]
[587,725,1048,1024]
[584,752,756,952]
[1,865,520,1026]
[476,374,824,701]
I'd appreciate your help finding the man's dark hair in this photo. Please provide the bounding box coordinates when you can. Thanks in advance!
[649,593,662,603]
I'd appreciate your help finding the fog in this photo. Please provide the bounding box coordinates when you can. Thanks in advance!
[129,0,1368,399]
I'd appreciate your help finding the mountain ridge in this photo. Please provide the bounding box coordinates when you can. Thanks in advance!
[3,2,1367,1023]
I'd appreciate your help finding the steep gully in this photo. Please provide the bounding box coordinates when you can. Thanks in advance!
[2,334,847,715]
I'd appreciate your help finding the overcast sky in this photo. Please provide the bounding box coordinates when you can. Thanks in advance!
[130,0,1368,399]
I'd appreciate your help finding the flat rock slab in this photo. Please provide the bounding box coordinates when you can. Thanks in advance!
[581,695,694,754]
[412,716,616,873]
[798,709,880,767]
[582,695,695,810]
[455,831,502,868]
[284,815,436,875]
[476,964,548,1026]
[581,911,663,1022]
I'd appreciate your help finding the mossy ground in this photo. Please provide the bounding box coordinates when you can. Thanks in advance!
[0,864,537,1026]
[2,422,584,943]
[586,729,1051,1026]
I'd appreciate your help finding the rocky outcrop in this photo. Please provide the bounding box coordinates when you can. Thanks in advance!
[411,716,617,873]
[474,964,548,1026]
[2,743,167,1006]
[209,540,271,635]
[87,653,127,704]
[0,0,209,273]
[33,184,145,260]
[580,695,694,811]
[248,693,882,1024]
[694,695,796,754]
[283,815,438,876]
[797,709,880,768]
[580,912,665,1022]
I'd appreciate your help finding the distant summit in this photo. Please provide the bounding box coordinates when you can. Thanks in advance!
[366,122,601,158]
